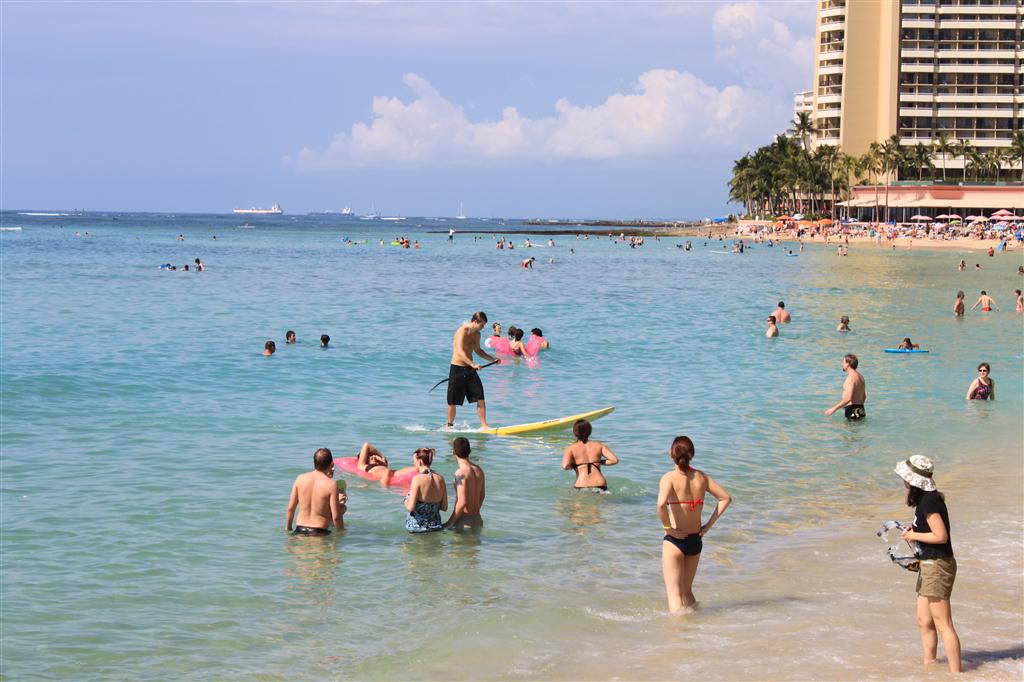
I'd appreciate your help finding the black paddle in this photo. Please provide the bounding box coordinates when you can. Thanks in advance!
[429,360,501,392]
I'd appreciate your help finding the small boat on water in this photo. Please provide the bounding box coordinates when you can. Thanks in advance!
[341,207,353,215]
[456,201,467,220]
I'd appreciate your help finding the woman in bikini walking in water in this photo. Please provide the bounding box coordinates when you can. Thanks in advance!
[561,419,618,491]
[657,436,731,613]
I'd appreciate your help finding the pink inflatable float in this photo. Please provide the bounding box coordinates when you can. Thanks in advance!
[334,457,417,491]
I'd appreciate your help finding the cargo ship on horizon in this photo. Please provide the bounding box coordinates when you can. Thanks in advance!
[233,203,283,215]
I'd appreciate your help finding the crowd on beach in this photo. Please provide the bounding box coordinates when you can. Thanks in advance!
[740,217,1023,247]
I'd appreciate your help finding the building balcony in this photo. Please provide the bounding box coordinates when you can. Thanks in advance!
[820,5,845,20]
[937,4,1019,15]
[818,64,844,76]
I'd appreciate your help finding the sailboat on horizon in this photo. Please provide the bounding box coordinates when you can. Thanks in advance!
[455,201,467,220]
[360,201,381,220]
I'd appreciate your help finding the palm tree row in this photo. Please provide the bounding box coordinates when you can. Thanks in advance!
[730,122,1024,222]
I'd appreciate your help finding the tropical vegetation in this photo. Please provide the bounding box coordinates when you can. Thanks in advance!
[728,120,1024,222]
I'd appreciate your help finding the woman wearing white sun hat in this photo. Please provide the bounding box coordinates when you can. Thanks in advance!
[894,455,961,673]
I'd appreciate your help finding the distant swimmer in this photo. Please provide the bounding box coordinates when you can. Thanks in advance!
[966,362,994,401]
[286,447,346,535]
[824,353,866,420]
[837,315,850,332]
[177,234,185,241]
[403,447,447,533]
[194,258,205,271]
[263,340,276,356]
[547,238,555,247]
[1016,289,1023,313]
[286,330,296,344]
[974,263,981,271]
[447,311,498,429]
[561,419,618,491]
[765,315,779,338]
[414,240,420,249]
[521,257,535,270]
[970,291,998,312]
[957,259,966,271]
[954,291,965,317]
[772,301,791,323]
[445,437,485,530]
[508,327,528,356]
[320,334,330,348]
[448,228,455,243]
[896,337,921,350]
[657,436,731,614]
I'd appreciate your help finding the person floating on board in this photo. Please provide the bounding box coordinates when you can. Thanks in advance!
[447,311,497,429]
[825,353,866,420]
[286,447,346,535]
[896,337,921,350]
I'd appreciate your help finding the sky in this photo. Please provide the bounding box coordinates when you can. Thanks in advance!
[1,1,815,218]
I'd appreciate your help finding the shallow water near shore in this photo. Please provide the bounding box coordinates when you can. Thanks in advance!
[2,212,1022,679]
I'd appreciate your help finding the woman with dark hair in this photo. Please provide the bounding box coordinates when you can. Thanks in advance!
[894,455,961,673]
[561,419,618,491]
[527,328,549,352]
[402,447,448,533]
[657,436,731,613]
[965,363,994,400]
[508,327,528,357]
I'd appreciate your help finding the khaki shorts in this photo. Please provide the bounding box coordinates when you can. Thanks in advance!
[916,557,957,599]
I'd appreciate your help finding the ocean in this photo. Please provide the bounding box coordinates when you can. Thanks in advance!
[2,211,1022,679]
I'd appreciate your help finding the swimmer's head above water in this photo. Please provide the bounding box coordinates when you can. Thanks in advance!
[320,334,330,348]
[264,340,276,356]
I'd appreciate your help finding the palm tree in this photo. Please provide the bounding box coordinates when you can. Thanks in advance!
[839,152,859,220]
[860,144,883,223]
[910,143,935,181]
[952,138,972,182]
[788,112,817,154]
[933,134,953,182]
[965,147,985,182]
[1009,131,1024,182]
[880,135,903,223]
[815,144,841,220]
[984,148,1007,182]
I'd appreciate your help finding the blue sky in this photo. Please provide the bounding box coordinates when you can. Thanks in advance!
[2,2,814,218]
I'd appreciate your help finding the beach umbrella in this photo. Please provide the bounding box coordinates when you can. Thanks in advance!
[947,213,962,220]
[991,209,1012,217]
[910,215,931,221]
[818,218,833,225]
[775,215,793,221]
[935,214,951,219]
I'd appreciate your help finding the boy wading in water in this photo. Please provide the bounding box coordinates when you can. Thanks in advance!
[447,311,497,429]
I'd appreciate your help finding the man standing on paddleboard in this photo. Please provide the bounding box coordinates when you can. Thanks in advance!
[448,311,497,429]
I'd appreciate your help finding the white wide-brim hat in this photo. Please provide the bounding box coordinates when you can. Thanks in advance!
[895,455,937,492]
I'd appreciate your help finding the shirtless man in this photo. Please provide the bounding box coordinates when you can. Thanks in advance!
[772,301,791,323]
[766,315,779,338]
[447,311,498,429]
[286,448,346,535]
[824,354,866,421]
[445,437,485,530]
[970,290,999,312]
[953,291,965,317]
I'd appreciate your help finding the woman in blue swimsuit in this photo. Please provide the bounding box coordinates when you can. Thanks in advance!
[657,436,732,613]
[403,448,448,533]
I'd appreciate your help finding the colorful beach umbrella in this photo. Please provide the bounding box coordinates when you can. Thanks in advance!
[910,215,931,221]
[818,218,833,225]
[935,214,951,219]
[775,215,793,221]
[991,209,1012,217]
[946,214,962,220]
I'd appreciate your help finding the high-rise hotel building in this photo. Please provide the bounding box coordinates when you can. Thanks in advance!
[811,0,1022,170]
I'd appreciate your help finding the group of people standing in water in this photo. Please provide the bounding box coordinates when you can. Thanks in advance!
[283,256,1016,675]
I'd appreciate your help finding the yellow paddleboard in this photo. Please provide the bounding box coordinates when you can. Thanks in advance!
[480,406,614,436]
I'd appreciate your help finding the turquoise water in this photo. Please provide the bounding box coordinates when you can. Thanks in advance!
[2,212,1022,678]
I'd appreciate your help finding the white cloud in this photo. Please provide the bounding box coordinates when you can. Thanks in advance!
[712,2,815,89]
[289,70,771,170]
